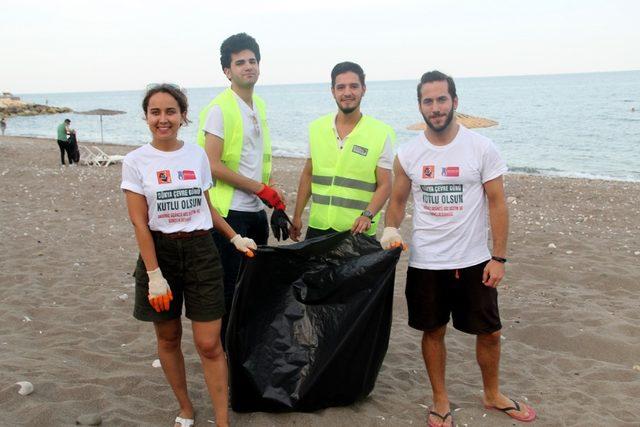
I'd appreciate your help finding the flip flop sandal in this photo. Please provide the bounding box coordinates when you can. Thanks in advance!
[427,409,453,427]
[174,416,195,427]
[485,397,537,422]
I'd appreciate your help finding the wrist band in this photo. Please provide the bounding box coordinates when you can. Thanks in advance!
[491,256,507,263]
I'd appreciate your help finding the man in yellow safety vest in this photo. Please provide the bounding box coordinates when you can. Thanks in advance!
[197,33,287,346]
[290,61,395,240]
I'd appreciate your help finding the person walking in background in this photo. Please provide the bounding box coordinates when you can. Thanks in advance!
[122,84,256,427]
[0,116,6,135]
[56,118,75,165]
[381,71,536,426]
[289,61,395,240]
[196,33,288,346]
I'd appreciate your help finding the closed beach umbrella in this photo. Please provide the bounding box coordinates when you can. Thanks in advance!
[76,108,126,143]
[407,112,498,131]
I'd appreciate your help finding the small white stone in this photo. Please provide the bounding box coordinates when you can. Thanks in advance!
[16,381,34,396]
[117,294,128,301]
[548,243,556,248]
[566,250,573,254]
[22,316,32,322]
[152,359,162,368]
[634,251,640,255]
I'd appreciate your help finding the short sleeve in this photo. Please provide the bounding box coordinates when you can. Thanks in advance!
[200,149,213,191]
[120,158,144,195]
[376,135,394,169]
[481,140,508,183]
[203,105,224,139]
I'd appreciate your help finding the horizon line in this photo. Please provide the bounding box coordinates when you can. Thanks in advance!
[10,68,640,96]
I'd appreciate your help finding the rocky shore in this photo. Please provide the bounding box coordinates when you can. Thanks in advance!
[0,96,72,117]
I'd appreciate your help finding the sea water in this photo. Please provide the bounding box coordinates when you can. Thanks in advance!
[8,70,640,181]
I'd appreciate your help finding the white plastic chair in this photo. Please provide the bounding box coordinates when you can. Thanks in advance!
[92,146,125,167]
[78,145,100,166]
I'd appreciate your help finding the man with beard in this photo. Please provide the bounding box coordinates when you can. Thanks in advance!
[197,33,286,347]
[380,71,536,426]
[289,61,395,240]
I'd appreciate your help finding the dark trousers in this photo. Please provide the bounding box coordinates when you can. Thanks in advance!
[57,140,74,165]
[212,209,269,348]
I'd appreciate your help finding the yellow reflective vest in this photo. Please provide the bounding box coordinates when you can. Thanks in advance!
[197,88,272,217]
[309,114,395,235]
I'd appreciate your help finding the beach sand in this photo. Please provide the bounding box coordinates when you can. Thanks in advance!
[0,135,638,426]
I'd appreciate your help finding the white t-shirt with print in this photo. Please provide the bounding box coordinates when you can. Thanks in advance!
[203,91,265,212]
[304,113,394,169]
[121,142,214,234]
[397,125,508,270]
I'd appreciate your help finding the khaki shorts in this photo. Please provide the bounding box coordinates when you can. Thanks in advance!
[133,231,225,323]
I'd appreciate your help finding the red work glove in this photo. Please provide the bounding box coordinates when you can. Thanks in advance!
[256,184,285,210]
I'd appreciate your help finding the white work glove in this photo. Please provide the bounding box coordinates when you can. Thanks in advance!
[380,226,405,250]
[230,234,257,257]
[146,268,173,312]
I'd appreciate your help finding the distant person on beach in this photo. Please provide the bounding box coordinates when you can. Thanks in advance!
[56,119,75,165]
[1,116,6,135]
[381,71,536,426]
[122,84,256,427]
[196,32,287,346]
[289,61,395,240]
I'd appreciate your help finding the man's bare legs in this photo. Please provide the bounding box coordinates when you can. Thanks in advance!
[477,330,534,418]
[422,325,452,427]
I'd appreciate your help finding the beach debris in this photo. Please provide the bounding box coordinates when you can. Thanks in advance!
[548,243,556,248]
[566,250,573,254]
[22,316,32,322]
[633,365,640,372]
[75,413,102,425]
[507,196,517,204]
[15,381,34,395]
[634,251,640,255]
[454,408,462,412]
[207,420,215,424]
[152,359,162,368]
[418,403,428,409]
[483,413,487,417]
[117,293,128,301]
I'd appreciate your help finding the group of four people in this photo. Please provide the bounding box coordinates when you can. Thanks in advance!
[121,32,535,427]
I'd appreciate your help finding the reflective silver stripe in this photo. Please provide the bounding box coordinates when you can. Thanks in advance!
[330,196,369,211]
[312,194,331,205]
[312,175,376,192]
[312,175,333,185]
[333,176,376,192]
[311,194,368,210]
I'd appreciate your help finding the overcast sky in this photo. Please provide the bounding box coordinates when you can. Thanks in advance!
[1,0,638,94]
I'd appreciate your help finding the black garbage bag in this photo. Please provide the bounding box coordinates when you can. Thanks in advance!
[227,231,402,412]
[68,132,80,163]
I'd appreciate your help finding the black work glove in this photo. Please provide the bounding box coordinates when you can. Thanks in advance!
[270,209,293,241]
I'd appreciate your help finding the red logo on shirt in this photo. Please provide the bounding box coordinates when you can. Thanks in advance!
[157,170,172,184]
[441,166,460,177]
[422,165,435,179]
[178,170,196,180]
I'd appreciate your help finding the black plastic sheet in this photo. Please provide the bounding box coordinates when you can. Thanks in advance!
[227,231,401,412]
